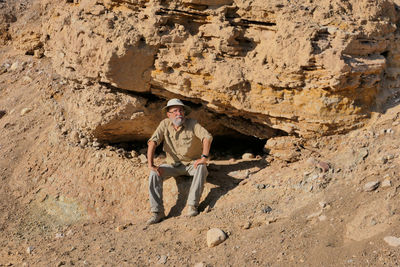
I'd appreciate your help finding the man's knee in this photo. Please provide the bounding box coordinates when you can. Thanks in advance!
[196,164,208,176]
[149,170,161,180]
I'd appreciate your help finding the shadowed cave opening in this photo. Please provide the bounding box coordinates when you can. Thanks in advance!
[108,132,267,160]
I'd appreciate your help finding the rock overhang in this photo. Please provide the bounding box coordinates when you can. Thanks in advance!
[38,0,400,141]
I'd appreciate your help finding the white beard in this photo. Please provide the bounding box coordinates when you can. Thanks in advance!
[170,116,185,127]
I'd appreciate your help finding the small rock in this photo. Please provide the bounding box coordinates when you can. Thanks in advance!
[242,221,251,229]
[319,201,327,208]
[20,107,32,115]
[317,161,330,172]
[318,215,327,221]
[131,150,138,157]
[204,205,211,213]
[256,184,266,189]
[0,110,6,119]
[158,255,168,264]
[242,153,255,160]
[138,154,147,164]
[384,236,400,247]
[357,148,369,162]
[115,226,124,232]
[61,127,68,135]
[364,181,380,192]
[34,48,44,58]
[207,228,227,247]
[80,138,88,147]
[261,206,272,213]
[194,262,206,267]
[55,233,64,239]
[10,62,19,71]
[70,131,80,143]
[92,141,101,148]
[26,246,33,254]
[382,179,392,188]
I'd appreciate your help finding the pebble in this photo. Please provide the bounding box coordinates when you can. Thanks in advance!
[319,201,327,208]
[0,110,6,118]
[384,236,400,247]
[92,141,101,148]
[10,62,19,71]
[55,233,64,238]
[20,107,32,115]
[204,205,211,213]
[131,150,138,158]
[80,138,88,147]
[139,154,147,163]
[261,206,272,213]
[242,153,255,160]
[26,246,33,254]
[256,184,266,189]
[194,262,206,267]
[242,221,251,229]
[317,161,330,172]
[158,255,168,264]
[363,181,380,192]
[381,179,392,188]
[70,131,80,143]
[207,228,227,247]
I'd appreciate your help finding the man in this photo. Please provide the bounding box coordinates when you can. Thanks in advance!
[146,98,213,225]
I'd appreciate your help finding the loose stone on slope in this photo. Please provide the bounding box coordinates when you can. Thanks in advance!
[363,181,380,192]
[158,255,168,264]
[261,206,272,213]
[242,153,255,160]
[381,179,392,188]
[384,236,400,247]
[207,228,227,247]
[139,154,147,163]
[20,107,32,116]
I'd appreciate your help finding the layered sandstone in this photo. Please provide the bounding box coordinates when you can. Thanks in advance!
[28,0,400,141]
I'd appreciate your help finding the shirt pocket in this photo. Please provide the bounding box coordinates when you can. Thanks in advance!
[180,132,193,146]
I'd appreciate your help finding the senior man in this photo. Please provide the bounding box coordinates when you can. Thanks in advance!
[146,98,213,225]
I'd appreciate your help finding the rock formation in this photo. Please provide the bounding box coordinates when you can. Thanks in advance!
[5,0,400,142]
[28,0,399,142]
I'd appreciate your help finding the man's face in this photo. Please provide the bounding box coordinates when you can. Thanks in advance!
[167,105,185,127]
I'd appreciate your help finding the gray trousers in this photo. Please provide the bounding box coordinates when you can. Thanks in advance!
[149,163,208,213]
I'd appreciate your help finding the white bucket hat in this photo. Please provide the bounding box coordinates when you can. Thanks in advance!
[162,98,191,115]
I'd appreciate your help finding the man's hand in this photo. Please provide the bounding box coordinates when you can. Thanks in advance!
[149,165,163,176]
[194,157,207,169]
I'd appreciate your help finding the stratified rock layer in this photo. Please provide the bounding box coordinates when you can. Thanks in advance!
[36,0,400,140]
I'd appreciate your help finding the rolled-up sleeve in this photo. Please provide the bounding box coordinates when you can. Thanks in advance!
[194,122,213,143]
[148,119,167,146]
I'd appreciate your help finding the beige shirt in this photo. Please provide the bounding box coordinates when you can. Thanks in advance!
[148,118,213,165]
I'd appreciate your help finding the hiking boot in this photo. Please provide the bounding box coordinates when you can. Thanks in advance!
[187,205,199,217]
[146,212,165,225]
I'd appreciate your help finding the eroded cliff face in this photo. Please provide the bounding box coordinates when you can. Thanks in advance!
[31,0,400,141]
